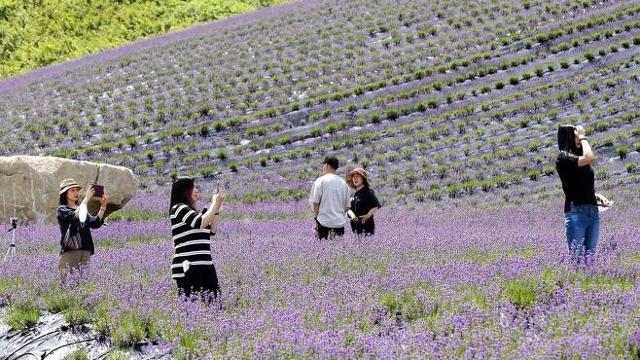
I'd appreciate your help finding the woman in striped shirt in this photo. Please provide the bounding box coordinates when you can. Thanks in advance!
[169,177,224,301]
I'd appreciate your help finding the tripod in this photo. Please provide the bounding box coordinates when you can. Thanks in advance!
[3,218,17,261]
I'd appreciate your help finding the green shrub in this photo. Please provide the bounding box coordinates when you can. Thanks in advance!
[626,161,637,174]
[64,348,89,360]
[595,167,608,180]
[617,144,630,159]
[378,289,439,323]
[105,350,131,360]
[108,208,164,221]
[385,108,399,121]
[43,288,78,313]
[64,307,91,326]
[110,311,158,348]
[534,67,544,77]
[446,183,462,198]
[216,149,228,161]
[584,51,595,61]
[428,188,442,201]
[528,168,542,181]
[6,301,40,330]
[597,136,615,147]
[502,278,537,309]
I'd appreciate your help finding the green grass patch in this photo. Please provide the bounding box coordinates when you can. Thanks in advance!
[461,246,537,265]
[378,284,441,324]
[462,249,499,264]
[105,350,131,360]
[500,268,560,309]
[63,347,89,360]
[573,271,635,290]
[456,284,489,310]
[64,306,92,326]
[99,234,167,249]
[107,208,165,221]
[0,0,290,77]
[618,252,640,267]
[335,254,388,276]
[110,310,159,347]
[0,277,21,305]
[5,301,40,331]
[502,277,538,308]
[43,288,79,313]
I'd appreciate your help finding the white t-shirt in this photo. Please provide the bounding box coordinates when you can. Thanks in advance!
[309,173,352,228]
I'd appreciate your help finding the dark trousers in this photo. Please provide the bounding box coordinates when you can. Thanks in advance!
[351,221,375,236]
[316,220,345,240]
[176,265,220,304]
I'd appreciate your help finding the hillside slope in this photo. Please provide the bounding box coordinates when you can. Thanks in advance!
[0,0,288,77]
[0,0,639,205]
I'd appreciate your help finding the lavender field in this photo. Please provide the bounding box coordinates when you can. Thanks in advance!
[1,0,640,357]
[1,189,640,358]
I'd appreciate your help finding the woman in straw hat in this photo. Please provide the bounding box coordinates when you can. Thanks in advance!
[57,179,108,278]
[346,168,382,236]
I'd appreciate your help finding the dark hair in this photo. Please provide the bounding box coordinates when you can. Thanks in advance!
[59,191,78,206]
[170,177,196,212]
[323,156,339,170]
[557,125,581,155]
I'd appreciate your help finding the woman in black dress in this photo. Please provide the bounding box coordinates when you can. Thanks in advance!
[169,177,224,302]
[346,168,381,236]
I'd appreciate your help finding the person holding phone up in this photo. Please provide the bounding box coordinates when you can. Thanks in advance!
[169,177,224,302]
[57,179,109,278]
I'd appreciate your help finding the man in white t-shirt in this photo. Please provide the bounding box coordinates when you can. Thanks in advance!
[309,156,352,239]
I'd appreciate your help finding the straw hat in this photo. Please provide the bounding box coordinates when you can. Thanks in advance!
[346,168,368,188]
[59,178,82,195]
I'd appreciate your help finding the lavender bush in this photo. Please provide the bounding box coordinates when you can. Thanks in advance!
[1,195,640,358]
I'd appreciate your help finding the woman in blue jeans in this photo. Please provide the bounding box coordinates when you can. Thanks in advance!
[556,125,610,260]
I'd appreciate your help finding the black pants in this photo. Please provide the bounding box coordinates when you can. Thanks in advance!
[176,264,220,304]
[351,221,375,236]
[316,220,345,240]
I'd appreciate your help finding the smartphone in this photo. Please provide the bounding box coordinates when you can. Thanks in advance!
[91,184,104,197]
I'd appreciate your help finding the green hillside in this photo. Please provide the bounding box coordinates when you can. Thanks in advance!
[0,0,287,78]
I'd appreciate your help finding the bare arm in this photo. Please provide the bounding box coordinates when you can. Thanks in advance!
[311,202,320,219]
[364,207,379,218]
[200,192,224,231]
[575,126,594,167]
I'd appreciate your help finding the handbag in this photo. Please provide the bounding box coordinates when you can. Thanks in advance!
[62,223,82,251]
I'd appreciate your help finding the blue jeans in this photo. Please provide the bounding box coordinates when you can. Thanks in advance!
[564,203,600,258]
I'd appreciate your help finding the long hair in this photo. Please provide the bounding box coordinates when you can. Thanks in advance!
[59,191,78,206]
[170,177,196,212]
[557,125,581,155]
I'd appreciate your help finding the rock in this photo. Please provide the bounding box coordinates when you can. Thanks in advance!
[0,156,137,224]
[0,309,172,359]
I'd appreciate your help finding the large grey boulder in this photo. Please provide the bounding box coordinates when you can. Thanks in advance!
[0,156,136,223]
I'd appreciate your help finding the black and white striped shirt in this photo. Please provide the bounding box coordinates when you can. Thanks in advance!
[170,203,213,279]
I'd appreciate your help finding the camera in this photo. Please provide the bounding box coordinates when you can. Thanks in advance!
[91,184,104,197]
[9,217,17,229]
